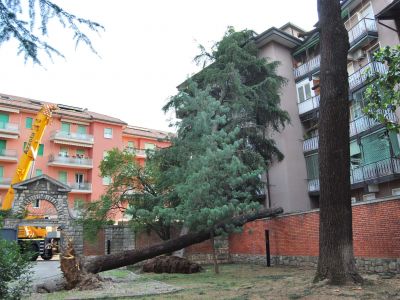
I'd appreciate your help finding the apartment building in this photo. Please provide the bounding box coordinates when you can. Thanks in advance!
[254,0,400,213]
[0,93,171,219]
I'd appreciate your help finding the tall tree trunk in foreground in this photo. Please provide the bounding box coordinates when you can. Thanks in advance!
[315,0,363,285]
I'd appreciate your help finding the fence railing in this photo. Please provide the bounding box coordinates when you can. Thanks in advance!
[303,136,319,152]
[298,95,320,115]
[0,122,19,133]
[293,55,321,79]
[67,182,92,191]
[0,149,17,158]
[307,158,400,192]
[51,130,94,143]
[348,61,386,91]
[348,18,378,46]
[49,154,92,166]
[349,110,397,137]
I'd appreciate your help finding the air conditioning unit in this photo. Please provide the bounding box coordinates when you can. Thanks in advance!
[348,49,366,61]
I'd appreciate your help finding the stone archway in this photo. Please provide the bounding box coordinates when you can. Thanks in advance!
[4,174,84,254]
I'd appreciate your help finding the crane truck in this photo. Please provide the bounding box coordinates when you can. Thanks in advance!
[1,104,59,260]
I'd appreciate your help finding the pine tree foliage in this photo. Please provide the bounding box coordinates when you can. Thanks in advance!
[0,0,103,64]
[167,27,289,165]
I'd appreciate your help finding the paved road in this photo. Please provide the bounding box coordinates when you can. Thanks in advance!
[31,257,62,284]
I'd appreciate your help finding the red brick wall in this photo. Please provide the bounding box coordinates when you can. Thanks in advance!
[229,199,400,259]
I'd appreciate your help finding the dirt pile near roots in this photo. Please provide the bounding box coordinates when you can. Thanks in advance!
[142,255,203,274]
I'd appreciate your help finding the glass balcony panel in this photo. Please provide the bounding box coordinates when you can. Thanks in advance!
[0,122,19,133]
[0,149,17,158]
[51,130,94,143]
[67,182,92,191]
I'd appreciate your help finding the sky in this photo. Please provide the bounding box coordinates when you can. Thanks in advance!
[0,0,318,132]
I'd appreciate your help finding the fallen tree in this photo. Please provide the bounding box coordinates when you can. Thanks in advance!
[62,207,283,288]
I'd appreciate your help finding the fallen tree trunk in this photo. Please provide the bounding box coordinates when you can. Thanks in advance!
[83,207,283,274]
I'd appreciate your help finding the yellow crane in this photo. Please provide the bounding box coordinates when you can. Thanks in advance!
[1,104,58,210]
[1,103,58,260]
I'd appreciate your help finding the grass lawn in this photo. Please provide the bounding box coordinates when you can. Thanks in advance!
[133,264,400,300]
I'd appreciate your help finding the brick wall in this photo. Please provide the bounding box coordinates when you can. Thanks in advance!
[229,198,400,259]
[226,198,400,273]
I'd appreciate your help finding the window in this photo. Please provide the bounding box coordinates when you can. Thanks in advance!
[58,171,67,184]
[104,128,113,139]
[59,147,68,157]
[33,199,40,208]
[305,154,319,180]
[350,102,363,121]
[35,169,43,176]
[0,140,6,155]
[0,166,4,179]
[61,122,71,133]
[361,130,391,164]
[76,149,85,158]
[0,113,9,129]
[75,173,84,184]
[350,141,362,169]
[102,176,112,186]
[296,79,313,103]
[126,141,135,153]
[74,198,85,210]
[144,143,156,150]
[38,144,44,156]
[77,125,87,135]
[25,117,33,129]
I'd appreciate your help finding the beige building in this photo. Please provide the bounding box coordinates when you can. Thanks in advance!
[256,0,400,213]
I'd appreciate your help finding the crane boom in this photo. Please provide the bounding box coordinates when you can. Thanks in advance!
[1,104,58,210]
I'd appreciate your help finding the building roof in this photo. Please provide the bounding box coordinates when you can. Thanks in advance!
[376,0,400,20]
[123,125,173,140]
[255,27,303,49]
[0,93,126,125]
[279,22,307,35]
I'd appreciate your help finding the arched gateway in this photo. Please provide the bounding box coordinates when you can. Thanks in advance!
[4,174,83,255]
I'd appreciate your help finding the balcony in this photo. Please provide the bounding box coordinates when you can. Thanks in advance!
[293,55,321,80]
[0,149,18,162]
[349,111,397,137]
[348,62,386,91]
[348,18,378,51]
[351,157,400,185]
[126,147,147,158]
[50,130,94,148]
[67,182,92,194]
[308,158,400,192]
[0,177,12,189]
[0,122,19,139]
[298,95,320,116]
[303,136,319,153]
[48,154,93,169]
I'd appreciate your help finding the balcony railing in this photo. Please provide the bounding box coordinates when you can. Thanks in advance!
[0,149,17,159]
[293,55,321,79]
[348,18,378,46]
[303,136,319,152]
[48,154,93,168]
[0,177,12,187]
[298,95,320,115]
[51,130,94,144]
[307,179,320,193]
[67,182,92,191]
[348,62,386,91]
[0,122,19,134]
[349,111,397,137]
[307,158,400,192]
[351,157,400,184]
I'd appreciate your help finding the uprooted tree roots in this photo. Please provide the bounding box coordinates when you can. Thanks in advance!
[60,238,103,290]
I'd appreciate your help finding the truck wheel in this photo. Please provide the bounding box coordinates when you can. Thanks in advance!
[29,243,40,261]
[41,249,53,260]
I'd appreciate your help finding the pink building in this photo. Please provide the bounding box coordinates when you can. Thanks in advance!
[0,93,171,220]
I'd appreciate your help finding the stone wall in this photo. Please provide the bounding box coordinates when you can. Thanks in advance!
[104,225,135,254]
